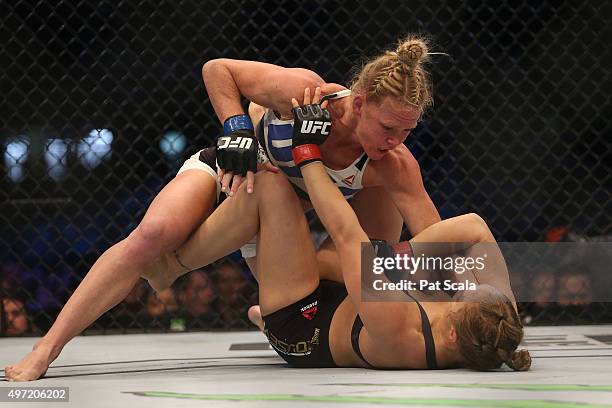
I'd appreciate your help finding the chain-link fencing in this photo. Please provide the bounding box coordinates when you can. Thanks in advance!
[1,0,611,336]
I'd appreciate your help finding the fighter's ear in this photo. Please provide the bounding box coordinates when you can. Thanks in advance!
[449,325,458,344]
[353,94,365,115]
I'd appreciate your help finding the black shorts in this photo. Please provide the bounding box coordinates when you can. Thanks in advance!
[263,280,348,368]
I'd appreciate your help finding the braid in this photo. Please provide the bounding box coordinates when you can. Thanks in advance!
[452,286,532,371]
[350,35,434,115]
[493,317,505,349]
[397,42,425,71]
[371,55,405,97]
[410,69,424,108]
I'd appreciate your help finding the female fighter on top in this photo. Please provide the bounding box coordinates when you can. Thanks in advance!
[140,90,531,371]
[207,35,440,266]
[5,35,439,381]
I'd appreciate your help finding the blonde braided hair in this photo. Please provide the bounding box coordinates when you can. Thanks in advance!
[350,35,434,116]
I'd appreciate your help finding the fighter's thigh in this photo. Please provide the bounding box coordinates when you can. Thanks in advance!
[136,170,218,249]
[351,186,403,243]
[315,187,402,283]
[243,198,312,279]
[240,101,266,276]
[252,172,320,315]
[316,238,343,283]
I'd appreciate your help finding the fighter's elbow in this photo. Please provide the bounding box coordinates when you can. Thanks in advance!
[465,213,493,242]
[202,58,230,80]
[329,221,364,250]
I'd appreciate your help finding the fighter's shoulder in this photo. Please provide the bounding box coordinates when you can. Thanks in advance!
[367,146,421,186]
[373,145,419,173]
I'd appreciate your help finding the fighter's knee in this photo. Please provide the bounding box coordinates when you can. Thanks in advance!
[125,218,168,259]
[254,171,294,199]
[255,169,282,182]
[136,218,167,241]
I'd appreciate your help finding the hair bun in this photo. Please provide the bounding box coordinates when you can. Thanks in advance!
[396,38,428,71]
[507,349,532,371]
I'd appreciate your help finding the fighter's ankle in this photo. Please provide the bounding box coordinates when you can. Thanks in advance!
[34,338,63,358]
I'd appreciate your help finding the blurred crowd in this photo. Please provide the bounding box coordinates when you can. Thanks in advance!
[1,226,610,337]
[1,257,258,336]
[111,259,257,332]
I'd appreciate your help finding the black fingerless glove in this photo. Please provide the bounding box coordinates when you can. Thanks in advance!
[215,114,258,176]
[291,104,332,167]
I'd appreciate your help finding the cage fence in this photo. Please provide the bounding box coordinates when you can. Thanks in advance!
[1,0,611,336]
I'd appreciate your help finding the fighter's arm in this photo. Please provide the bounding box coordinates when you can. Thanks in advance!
[202,59,326,120]
[410,213,518,312]
[408,213,491,255]
[368,145,440,236]
[290,89,417,339]
[300,162,416,338]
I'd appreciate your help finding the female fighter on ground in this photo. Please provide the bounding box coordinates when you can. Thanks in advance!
[5,35,441,380]
[141,91,532,371]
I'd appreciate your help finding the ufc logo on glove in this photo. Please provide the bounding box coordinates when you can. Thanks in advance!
[217,136,254,150]
[300,121,331,135]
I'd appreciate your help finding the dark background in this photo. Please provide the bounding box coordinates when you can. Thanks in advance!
[1,0,611,333]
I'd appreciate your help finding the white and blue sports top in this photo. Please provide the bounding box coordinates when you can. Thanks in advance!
[256,90,370,201]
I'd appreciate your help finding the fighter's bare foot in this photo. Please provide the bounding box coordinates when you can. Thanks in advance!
[4,340,60,382]
[248,305,265,331]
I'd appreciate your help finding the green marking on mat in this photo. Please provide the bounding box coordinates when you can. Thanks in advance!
[127,391,612,408]
[331,383,612,392]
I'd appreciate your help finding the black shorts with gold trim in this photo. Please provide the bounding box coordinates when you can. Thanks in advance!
[262,280,347,368]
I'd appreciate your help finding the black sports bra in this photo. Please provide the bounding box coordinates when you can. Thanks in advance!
[350,298,438,369]
[350,239,439,369]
